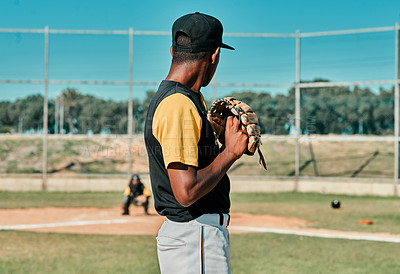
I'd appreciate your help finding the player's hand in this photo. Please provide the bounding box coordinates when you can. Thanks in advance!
[224,116,248,160]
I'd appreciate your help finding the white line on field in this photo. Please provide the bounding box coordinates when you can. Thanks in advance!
[0,219,139,230]
[229,225,400,243]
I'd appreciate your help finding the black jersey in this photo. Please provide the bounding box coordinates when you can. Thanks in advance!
[128,182,145,197]
[144,80,230,222]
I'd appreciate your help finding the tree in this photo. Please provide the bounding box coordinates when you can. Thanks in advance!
[61,88,83,134]
[0,81,395,136]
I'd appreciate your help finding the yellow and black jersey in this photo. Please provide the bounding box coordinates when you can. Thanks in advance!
[152,92,204,168]
[124,182,151,197]
[144,80,230,222]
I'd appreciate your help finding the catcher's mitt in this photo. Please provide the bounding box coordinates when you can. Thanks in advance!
[134,195,148,206]
[207,97,267,170]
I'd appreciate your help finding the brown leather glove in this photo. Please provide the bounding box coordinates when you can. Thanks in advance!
[207,97,267,170]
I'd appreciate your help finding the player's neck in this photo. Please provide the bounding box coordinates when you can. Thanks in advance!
[166,62,208,92]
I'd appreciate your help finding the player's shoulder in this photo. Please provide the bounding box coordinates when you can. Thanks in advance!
[156,92,199,116]
[161,92,195,107]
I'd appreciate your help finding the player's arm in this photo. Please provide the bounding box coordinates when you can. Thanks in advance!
[168,116,248,207]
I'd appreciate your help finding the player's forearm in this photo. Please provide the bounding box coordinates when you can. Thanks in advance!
[169,118,247,207]
[189,118,248,201]
[180,148,239,206]
[197,146,239,183]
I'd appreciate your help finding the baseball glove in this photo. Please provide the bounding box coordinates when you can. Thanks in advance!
[207,97,267,170]
[134,195,148,206]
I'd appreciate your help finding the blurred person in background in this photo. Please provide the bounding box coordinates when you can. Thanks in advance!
[121,174,151,215]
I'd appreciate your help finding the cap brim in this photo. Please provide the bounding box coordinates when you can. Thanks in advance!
[221,43,235,50]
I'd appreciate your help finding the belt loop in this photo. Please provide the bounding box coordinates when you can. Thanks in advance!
[219,213,223,226]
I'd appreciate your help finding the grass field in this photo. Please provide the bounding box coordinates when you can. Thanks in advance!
[1,230,399,274]
[1,191,399,273]
[0,135,394,178]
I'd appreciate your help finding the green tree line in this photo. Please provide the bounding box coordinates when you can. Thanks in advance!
[231,79,393,135]
[0,80,394,135]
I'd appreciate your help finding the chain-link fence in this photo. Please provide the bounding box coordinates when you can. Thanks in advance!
[0,24,399,191]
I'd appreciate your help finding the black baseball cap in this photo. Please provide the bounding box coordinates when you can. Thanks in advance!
[172,12,234,53]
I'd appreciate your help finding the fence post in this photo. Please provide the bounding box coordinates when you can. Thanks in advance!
[395,23,400,195]
[55,97,59,134]
[42,26,49,191]
[294,30,301,190]
[128,27,134,176]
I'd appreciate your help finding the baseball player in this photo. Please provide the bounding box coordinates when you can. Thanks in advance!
[121,174,151,215]
[144,12,248,273]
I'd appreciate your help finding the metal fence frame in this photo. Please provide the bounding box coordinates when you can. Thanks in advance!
[0,24,399,191]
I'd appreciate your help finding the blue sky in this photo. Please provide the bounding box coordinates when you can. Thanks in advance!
[1,0,400,101]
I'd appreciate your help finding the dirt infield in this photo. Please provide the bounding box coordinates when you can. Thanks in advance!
[1,207,400,243]
[0,207,309,235]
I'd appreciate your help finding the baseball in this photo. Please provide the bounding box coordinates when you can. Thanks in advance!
[331,200,341,209]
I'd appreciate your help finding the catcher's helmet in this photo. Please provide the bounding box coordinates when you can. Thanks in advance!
[131,174,140,180]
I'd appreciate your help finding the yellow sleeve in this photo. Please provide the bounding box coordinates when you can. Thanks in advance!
[123,186,131,196]
[152,93,202,168]
[143,187,151,197]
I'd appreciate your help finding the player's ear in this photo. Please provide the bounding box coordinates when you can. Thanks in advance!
[170,46,174,57]
[211,47,220,65]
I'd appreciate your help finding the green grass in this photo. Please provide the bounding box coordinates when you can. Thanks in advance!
[0,191,122,208]
[231,233,400,274]
[0,192,400,273]
[79,159,125,174]
[0,231,159,274]
[1,231,399,274]
[0,144,12,161]
[1,138,42,173]
[231,192,400,234]
[47,139,95,163]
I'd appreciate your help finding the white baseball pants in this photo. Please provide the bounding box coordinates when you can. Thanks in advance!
[156,213,231,274]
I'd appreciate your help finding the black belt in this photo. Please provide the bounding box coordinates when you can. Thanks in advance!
[219,213,230,226]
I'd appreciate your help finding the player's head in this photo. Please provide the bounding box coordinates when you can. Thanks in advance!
[171,12,234,86]
[130,174,140,184]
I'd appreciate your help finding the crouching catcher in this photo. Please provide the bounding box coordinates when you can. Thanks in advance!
[121,174,151,215]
